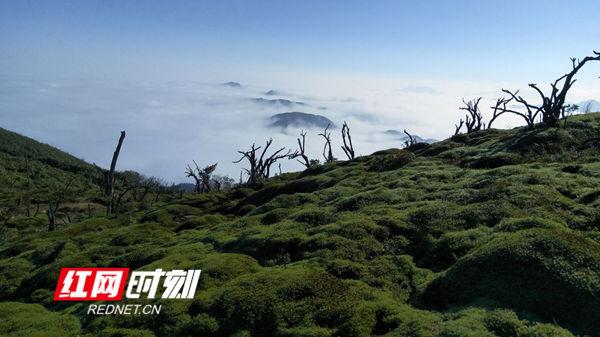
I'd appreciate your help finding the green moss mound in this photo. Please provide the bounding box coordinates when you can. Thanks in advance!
[423,228,600,335]
[0,302,80,337]
[208,268,355,336]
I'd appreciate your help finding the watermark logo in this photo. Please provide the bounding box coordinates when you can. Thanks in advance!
[54,268,129,301]
[54,268,201,314]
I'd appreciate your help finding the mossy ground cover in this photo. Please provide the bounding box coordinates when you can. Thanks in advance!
[2,114,600,336]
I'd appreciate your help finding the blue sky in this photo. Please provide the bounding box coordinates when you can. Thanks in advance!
[0,1,599,181]
[2,0,599,82]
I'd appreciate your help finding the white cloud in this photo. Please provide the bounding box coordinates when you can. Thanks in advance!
[1,73,597,183]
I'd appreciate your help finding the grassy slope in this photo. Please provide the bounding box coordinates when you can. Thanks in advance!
[0,127,103,218]
[3,114,600,336]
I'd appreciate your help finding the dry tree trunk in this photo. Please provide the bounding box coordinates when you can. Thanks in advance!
[341,121,355,160]
[106,131,126,214]
[295,131,311,168]
[319,124,335,163]
[403,129,416,147]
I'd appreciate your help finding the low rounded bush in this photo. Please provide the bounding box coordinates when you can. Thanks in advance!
[0,258,34,299]
[261,208,290,225]
[465,152,521,169]
[495,217,564,232]
[198,253,260,286]
[4,216,46,230]
[421,227,493,271]
[177,313,219,336]
[293,208,336,226]
[226,229,309,264]
[0,302,80,337]
[335,188,397,211]
[209,268,354,336]
[368,150,415,172]
[423,228,600,335]
[140,209,176,227]
[177,214,227,231]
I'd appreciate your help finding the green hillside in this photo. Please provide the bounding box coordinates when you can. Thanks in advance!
[0,127,104,219]
[2,114,600,336]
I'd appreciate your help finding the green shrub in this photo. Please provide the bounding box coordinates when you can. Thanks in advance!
[140,209,176,227]
[335,188,397,211]
[368,150,415,172]
[278,326,335,337]
[325,259,366,280]
[421,227,494,271]
[0,257,34,299]
[423,229,600,335]
[226,228,309,263]
[176,214,227,231]
[293,208,336,226]
[464,152,520,169]
[495,217,564,232]
[4,216,46,230]
[176,313,219,337]
[198,253,260,287]
[236,176,335,210]
[209,268,354,336]
[261,208,290,225]
[0,302,80,337]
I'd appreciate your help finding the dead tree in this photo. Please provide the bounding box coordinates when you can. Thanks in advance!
[109,185,135,215]
[403,129,416,148]
[500,51,600,128]
[340,121,355,160]
[487,96,513,129]
[105,131,126,197]
[137,176,161,201]
[47,179,73,231]
[498,89,540,128]
[459,97,484,133]
[234,139,292,186]
[454,119,465,136]
[185,161,218,194]
[47,195,62,231]
[294,131,311,168]
[319,123,335,163]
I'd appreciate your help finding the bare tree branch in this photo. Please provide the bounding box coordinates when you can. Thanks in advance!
[487,96,513,129]
[319,123,335,163]
[403,129,416,148]
[234,139,292,186]
[185,162,218,194]
[293,130,311,168]
[458,97,484,133]
[498,51,600,128]
[340,121,355,160]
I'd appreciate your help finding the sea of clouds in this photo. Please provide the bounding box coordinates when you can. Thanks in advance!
[0,75,598,182]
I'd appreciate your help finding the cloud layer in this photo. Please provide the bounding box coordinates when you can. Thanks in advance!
[1,75,597,182]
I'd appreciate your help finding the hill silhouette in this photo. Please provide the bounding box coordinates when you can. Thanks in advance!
[268,112,335,130]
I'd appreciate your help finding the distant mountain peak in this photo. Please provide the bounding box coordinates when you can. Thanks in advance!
[264,90,279,96]
[268,112,335,130]
[252,98,306,107]
[577,99,600,113]
[222,81,242,88]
